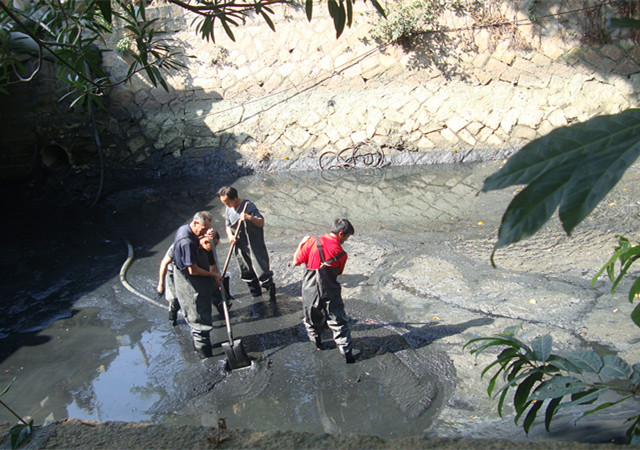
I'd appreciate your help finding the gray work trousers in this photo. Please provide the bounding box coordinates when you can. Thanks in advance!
[173,268,213,349]
[234,236,273,294]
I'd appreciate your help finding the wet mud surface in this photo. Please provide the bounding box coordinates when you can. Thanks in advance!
[1,160,640,444]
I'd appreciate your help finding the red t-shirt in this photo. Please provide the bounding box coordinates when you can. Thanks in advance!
[294,234,348,274]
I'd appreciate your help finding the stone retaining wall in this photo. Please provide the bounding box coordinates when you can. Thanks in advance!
[1,1,639,177]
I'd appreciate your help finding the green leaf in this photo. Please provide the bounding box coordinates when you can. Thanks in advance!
[629,278,640,303]
[592,244,632,287]
[465,329,529,355]
[545,397,562,431]
[487,367,504,397]
[144,64,157,85]
[497,385,509,418]
[484,109,640,250]
[558,127,640,234]
[547,355,581,374]
[566,350,603,373]
[531,335,552,362]
[328,0,346,38]
[467,337,525,355]
[481,347,516,379]
[96,0,112,24]
[487,347,520,372]
[503,325,523,336]
[261,11,276,32]
[220,17,236,42]
[498,368,538,395]
[494,163,574,250]
[504,359,527,382]
[523,400,544,434]
[580,395,632,419]
[514,371,543,414]
[626,415,640,445]
[608,17,640,30]
[9,421,32,449]
[305,0,313,21]
[69,93,87,109]
[1,378,15,397]
[147,65,167,91]
[631,303,640,328]
[600,354,633,379]
[556,389,601,411]
[530,376,587,400]
[368,0,387,18]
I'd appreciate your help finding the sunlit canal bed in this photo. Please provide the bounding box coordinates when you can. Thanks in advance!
[1,161,639,443]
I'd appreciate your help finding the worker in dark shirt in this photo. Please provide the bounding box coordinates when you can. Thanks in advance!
[172,211,222,358]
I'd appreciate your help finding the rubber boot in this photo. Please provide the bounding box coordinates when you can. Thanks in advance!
[344,349,356,364]
[192,330,213,359]
[247,278,262,297]
[268,283,277,302]
[168,299,180,327]
[215,301,225,319]
[222,275,234,300]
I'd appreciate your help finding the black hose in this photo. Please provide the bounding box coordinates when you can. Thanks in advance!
[119,237,168,310]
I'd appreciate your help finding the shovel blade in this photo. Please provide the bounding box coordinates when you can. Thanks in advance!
[222,339,251,370]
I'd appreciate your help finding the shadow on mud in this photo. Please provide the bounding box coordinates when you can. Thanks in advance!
[0,136,247,365]
[352,317,493,362]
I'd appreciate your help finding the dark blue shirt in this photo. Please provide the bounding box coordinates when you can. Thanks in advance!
[173,224,198,271]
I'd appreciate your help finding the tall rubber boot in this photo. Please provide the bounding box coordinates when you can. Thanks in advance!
[344,349,356,364]
[222,275,234,300]
[268,283,277,302]
[192,330,212,359]
[168,299,180,327]
[247,278,262,297]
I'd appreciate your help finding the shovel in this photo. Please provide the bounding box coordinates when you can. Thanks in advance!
[214,202,251,370]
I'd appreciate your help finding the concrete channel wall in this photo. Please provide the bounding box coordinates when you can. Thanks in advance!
[1,1,639,177]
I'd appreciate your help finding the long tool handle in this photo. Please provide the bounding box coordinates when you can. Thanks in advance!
[218,201,248,344]
[208,236,234,344]
[221,201,248,277]
[220,287,234,344]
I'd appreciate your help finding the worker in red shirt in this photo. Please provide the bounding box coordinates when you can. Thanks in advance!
[293,219,356,364]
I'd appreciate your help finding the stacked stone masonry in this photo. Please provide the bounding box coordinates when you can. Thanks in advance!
[2,0,640,176]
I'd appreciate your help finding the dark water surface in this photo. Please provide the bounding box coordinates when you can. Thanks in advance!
[1,161,638,443]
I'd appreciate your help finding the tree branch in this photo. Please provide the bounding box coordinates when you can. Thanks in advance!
[0,1,95,85]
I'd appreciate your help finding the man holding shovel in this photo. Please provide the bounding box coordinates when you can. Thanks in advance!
[293,218,356,364]
[172,211,223,358]
[217,186,276,302]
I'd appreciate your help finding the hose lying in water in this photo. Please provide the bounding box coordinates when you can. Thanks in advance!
[120,238,168,310]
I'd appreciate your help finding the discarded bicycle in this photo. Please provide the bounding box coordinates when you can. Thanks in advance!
[319,140,386,170]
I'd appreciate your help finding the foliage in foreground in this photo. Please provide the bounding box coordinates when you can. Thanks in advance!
[469,16,640,445]
[0,0,386,106]
[471,107,640,444]
[482,108,640,265]
[464,326,640,444]
[1,379,32,449]
[592,235,640,328]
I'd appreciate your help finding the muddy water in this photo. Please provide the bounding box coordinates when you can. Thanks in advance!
[1,161,638,443]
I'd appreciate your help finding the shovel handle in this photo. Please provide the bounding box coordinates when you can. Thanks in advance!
[221,201,248,277]
[219,201,248,345]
